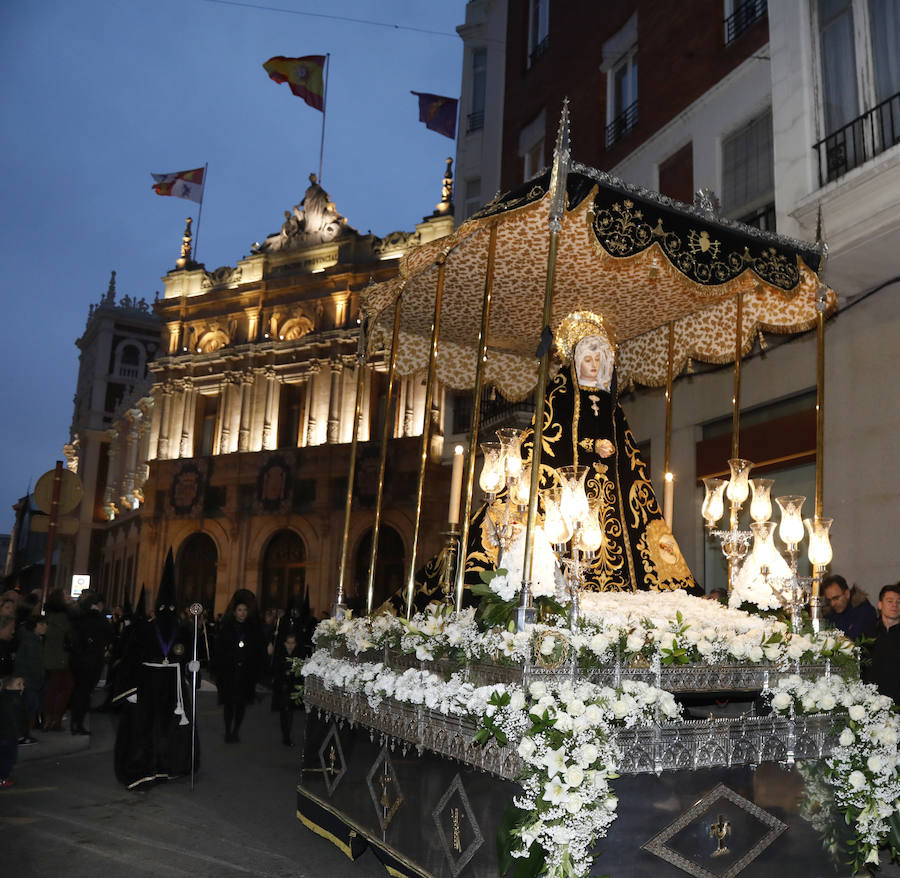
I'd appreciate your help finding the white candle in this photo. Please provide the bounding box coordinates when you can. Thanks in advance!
[448,445,465,525]
[663,471,674,529]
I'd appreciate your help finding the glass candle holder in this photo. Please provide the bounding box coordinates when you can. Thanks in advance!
[776,495,806,549]
[574,499,603,554]
[478,442,505,496]
[805,517,833,567]
[701,477,727,527]
[512,465,531,507]
[541,488,572,545]
[726,458,753,507]
[497,427,524,480]
[556,465,590,527]
[749,478,774,523]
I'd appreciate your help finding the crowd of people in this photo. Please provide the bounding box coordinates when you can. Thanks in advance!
[2,568,899,792]
[0,571,316,790]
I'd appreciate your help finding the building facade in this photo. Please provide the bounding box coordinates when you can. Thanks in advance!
[72,173,456,615]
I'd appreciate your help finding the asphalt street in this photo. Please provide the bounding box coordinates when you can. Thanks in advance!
[0,685,385,878]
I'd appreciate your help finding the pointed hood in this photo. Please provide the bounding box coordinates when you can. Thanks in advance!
[156,548,177,616]
[134,585,147,621]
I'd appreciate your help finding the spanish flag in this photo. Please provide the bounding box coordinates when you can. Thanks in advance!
[151,167,205,203]
[264,55,326,111]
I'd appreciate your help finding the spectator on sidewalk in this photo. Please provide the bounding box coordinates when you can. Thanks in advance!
[822,574,877,641]
[68,592,112,735]
[271,632,300,746]
[862,583,900,704]
[14,616,47,744]
[0,613,24,788]
[42,589,74,731]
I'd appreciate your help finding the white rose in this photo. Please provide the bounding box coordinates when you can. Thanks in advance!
[771,692,792,711]
[625,632,645,653]
[584,704,604,726]
[748,644,764,662]
[554,711,573,732]
[564,792,583,814]
[565,764,584,787]
[589,633,610,655]
[517,737,536,759]
[763,644,781,662]
[527,683,547,703]
[566,698,586,717]
[578,743,599,767]
[571,713,591,734]
[509,690,526,712]
[539,636,556,656]
[611,699,630,720]
[849,704,866,722]
[867,754,885,773]
[848,770,867,790]
[839,728,855,747]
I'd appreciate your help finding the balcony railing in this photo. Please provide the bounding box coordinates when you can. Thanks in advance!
[606,100,639,150]
[814,90,900,186]
[737,202,776,232]
[466,110,484,133]
[724,0,767,46]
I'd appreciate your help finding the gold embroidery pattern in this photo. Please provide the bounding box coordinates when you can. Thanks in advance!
[584,468,627,591]
[591,198,801,289]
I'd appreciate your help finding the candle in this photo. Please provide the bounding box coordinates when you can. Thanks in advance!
[448,445,464,525]
[663,472,674,529]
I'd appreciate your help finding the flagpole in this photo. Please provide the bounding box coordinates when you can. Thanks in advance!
[192,163,208,265]
[318,54,330,184]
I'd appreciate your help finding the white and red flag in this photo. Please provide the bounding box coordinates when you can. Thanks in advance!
[151,167,205,203]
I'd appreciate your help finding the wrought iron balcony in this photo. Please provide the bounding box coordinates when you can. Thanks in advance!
[724,0,767,46]
[606,100,639,150]
[814,90,900,186]
[738,202,776,233]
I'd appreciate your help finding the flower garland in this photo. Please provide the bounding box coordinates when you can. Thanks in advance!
[313,593,856,672]
[770,673,900,870]
[301,649,680,878]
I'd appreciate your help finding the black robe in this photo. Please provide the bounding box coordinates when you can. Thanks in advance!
[112,616,197,789]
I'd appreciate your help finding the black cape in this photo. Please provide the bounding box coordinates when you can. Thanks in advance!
[112,616,197,789]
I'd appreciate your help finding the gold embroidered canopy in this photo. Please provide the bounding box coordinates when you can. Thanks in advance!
[364,163,835,401]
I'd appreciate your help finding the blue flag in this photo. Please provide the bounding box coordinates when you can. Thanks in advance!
[411,91,458,139]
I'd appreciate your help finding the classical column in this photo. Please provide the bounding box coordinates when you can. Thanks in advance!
[305,364,319,447]
[155,381,175,459]
[103,428,120,519]
[137,400,153,485]
[238,371,255,452]
[326,359,343,444]
[219,373,240,454]
[121,410,141,507]
[179,377,197,458]
[259,366,278,451]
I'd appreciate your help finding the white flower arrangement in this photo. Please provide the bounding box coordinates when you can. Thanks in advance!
[302,648,680,878]
[770,673,900,870]
[486,525,567,602]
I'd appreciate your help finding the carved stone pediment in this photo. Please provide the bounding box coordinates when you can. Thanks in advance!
[256,173,356,252]
[201,265,242,289]
[373,229,421,258]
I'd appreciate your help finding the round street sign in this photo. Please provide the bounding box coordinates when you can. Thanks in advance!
[34,468,84,516]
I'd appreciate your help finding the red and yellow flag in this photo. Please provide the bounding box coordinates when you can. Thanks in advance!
[263,55,326,111]
[150,167,205,203]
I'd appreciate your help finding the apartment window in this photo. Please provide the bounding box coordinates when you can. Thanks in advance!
[606,48,639,149]
[723,0,767,46]
[814,0,900,184]
[722,109,774,218]
[468,48,486,133]
[528,0,550,67]
[519,109,546,181]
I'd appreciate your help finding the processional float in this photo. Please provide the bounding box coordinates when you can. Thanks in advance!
[297,105,867,878]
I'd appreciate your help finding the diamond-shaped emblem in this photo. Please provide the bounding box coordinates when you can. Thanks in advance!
[431,773,484,877]
[366,746,404,832]
[317,723,347,796]
[642,782,787,878]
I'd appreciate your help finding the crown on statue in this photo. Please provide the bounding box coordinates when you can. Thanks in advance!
[554,310,616,364]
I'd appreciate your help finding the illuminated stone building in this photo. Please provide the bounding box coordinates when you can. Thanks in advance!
[75,173,455,615]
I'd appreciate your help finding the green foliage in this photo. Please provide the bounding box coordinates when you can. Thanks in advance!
[473,690,511,746]
[496,805,547,878]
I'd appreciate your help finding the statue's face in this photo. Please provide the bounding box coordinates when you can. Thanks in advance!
[574,335,612,389]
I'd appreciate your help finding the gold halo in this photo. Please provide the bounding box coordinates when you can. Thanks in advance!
[554,310,616,363]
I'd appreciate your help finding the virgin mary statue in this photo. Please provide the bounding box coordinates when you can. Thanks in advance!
[502,310,696,593]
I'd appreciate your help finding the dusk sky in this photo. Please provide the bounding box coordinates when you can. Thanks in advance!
[0,0,466,532]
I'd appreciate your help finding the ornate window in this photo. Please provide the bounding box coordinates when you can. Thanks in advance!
[176,532,218,614]
[260,529,307,612]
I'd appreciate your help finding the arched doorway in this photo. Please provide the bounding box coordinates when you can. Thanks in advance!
[260,530,307,612]
[176,533,217,614]
[353,525,406,613]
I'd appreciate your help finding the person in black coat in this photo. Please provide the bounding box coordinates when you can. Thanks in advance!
[214,589,265,743]
[270,631,300,746]
[862,583,900,704]
[68,592,112,735]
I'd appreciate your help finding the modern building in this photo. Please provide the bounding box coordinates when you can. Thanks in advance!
[72,171,456,615]
[452,0,900,592]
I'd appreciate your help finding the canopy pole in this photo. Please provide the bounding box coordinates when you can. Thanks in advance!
[731,292,743,467]
[405,257,447,619]
[366,296,403,614]
[519,100,570,629]
[454,224,498,612]
[663,321,675,529]
[811,283,827,607]
[335,347,367,614]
